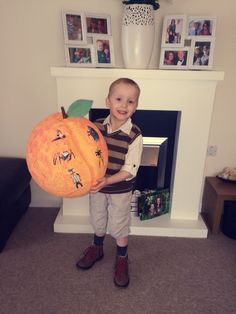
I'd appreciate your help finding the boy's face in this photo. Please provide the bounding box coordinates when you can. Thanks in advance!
[106,82,139,123]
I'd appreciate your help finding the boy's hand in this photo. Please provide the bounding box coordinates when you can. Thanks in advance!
[89,170,132,193]
[90,177,108,193]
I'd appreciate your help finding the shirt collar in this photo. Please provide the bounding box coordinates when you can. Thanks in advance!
[103,115,133,135]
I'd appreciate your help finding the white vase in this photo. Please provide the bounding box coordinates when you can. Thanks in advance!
[121,4,155,69]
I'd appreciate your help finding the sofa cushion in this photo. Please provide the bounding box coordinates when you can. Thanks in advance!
[0,157,31,211]
[0,185,31,251]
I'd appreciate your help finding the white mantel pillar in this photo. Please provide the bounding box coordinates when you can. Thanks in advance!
[51,67,224,238]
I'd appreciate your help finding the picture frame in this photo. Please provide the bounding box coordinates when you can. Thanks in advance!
[93,35,115,67]
[86,13,111,36]
[62,10,87,44]
[161,15,187,47]
[159,47,189,69]
[138,188,170,221]
[65,44,96,67]
[186,16,217,38]
[188,37,215,70]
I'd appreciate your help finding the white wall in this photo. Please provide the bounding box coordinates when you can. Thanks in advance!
[0,0,235,207]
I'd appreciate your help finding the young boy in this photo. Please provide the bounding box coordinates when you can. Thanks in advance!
[76,78,143,288]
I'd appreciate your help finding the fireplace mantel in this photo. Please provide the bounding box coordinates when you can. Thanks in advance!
[51,67,223,80]
[51,67,224,238]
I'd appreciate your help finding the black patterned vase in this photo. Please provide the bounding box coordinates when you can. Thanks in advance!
[121,4,155,69]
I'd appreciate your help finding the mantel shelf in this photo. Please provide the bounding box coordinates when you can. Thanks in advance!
[51,67,224,82]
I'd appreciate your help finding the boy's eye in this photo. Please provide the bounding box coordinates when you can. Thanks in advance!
[129,100,135,104]
[116,97,121,101]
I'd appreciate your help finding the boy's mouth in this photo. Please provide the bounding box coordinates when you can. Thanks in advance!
[117,110,127,115]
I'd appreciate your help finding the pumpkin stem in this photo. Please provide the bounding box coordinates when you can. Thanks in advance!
[61,106,68,119]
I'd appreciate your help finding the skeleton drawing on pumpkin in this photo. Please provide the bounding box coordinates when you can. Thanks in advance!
[52,129,66,142]
[87,126,99,141]
[53,150,75,165]
[68,168,83,188]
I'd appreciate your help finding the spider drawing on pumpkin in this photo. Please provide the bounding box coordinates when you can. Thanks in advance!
[52,129,66,142]
[68,168,83,188]
[95,148,104,166]
[53,149,75,165]
[87,126,99,141]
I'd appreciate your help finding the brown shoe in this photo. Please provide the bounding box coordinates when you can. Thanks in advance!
[114,255,129,287]
[76,245,104,270]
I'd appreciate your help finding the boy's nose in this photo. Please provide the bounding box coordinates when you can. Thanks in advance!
[121,101,128,107]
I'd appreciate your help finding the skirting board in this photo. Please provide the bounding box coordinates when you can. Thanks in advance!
[54,208,208,238]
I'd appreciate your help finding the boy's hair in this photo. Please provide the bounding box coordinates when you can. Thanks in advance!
[108,78,140,98]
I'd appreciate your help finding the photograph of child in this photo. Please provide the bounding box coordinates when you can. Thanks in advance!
[96,39,111,64]
[69,47,92,64]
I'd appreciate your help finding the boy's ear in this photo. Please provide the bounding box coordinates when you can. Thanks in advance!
[105,97,110,108]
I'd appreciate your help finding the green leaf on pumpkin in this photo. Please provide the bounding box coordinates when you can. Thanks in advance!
[67,99,93,117]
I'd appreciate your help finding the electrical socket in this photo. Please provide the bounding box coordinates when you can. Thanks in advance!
[207,145,217,156]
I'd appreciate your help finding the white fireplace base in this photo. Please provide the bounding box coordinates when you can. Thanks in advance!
[51,67,224,238]
[54,206,208,238]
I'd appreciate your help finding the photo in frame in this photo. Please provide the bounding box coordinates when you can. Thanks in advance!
[86,14,111,36]
[65,44,96,67]
[62,10,87,44]
[159,47,189,69]
[188,37,215,70]
[93,35,115,67]
[186,16,217,38]
[161,15,187,47]
[138,188,170,221]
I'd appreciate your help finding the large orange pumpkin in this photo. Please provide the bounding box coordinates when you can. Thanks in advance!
[26,100,108,197]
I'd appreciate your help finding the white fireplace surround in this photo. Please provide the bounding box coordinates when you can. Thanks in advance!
[51,67,224,238]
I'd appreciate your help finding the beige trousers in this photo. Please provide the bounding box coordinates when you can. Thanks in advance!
[89,191,132,239]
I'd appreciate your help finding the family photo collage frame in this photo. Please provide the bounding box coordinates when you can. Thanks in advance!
[159,15,217,70]
[62,10,115,67]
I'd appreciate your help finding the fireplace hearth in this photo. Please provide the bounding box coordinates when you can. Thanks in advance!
[51,67,224,238]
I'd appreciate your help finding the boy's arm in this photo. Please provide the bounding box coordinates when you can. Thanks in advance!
[121,133,143,178]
